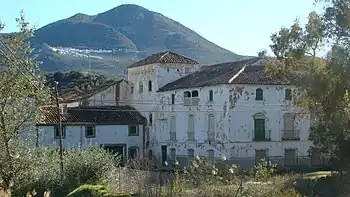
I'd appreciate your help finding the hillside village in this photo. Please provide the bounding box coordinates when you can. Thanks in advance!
[35,51,329,169]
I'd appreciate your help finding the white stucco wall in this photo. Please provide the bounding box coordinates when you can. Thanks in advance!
[150,84,312,166]
[88,85,117,106]
[37,124,144,159]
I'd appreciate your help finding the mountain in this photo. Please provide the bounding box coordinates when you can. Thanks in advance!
[29,4,249,76]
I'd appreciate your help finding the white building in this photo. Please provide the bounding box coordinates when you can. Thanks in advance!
[59,79,130,107]
[36,105,147,163]
[126,53,316,168]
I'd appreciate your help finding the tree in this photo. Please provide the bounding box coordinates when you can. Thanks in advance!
[265,2,350,170]
[0,12,50,194]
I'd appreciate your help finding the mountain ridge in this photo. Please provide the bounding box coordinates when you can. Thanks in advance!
[25,4,250,76]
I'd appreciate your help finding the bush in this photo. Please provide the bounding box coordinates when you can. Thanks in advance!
[12,147,120,197]
[67,184,137,197]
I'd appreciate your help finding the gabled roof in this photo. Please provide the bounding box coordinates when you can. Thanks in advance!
[127,51,199,69]
[60,79,125,103]
[157,57,288,92]
[37,105,146,125]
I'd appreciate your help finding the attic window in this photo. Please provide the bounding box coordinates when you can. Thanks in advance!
[191,90,199,97]
[255,88,263,100]
[285,89,292,100]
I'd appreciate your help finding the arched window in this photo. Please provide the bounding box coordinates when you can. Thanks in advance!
[171,94,175,104]
[148,80,152,92]
[255,88,263,100]
[184,91,191,106]
[139,81,143,93]
[285,89,292,100]
[191,90,199,98]
[209,90,214,102]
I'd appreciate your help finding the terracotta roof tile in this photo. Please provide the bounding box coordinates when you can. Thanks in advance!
[127,51,199,68]
[37,106,146,125]
[157,58,288,92]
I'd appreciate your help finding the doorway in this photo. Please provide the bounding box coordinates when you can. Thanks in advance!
[161,145,167,166]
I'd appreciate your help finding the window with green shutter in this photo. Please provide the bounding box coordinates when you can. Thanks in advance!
[255,88,263,100]
[254,118,265,141]
[285,89,292,100]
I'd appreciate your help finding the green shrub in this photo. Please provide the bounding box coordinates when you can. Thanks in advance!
[12,147,120,197]
[67,184,137,197]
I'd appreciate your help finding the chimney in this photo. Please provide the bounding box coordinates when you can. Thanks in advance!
[60,104,68,115]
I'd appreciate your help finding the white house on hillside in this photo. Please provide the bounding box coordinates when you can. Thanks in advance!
[126,54,319,168]
[36,105,147,164]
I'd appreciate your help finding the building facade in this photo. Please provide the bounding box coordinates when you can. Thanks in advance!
[127,55,315,168]
[37,106,147,163]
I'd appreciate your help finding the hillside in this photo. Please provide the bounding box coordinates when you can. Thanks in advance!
[29,4,249,76]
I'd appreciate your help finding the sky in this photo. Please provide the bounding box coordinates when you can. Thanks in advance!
[0,0,323,56]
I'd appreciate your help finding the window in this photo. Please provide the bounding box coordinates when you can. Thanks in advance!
[128,146,139,160]
[130,83,134,94]
[209,90,214,102]
[191,90,199,105]
[188,149,194,161]
[253,113,267,141]
[54,126,66,139]
[285,89,292,100]
[149,113,153,125]
[208,150,215,164]
[170,116,176,140]
[148,150,153,160]
[255,88,263,100]
[283,113,298,140]
[284,149,297,166]
[255,149,268,164]
[188,115,195,140]
[208,114,215,142]
[171,94,175,105]
[139,81,143,93]
[128,125,139,136]
[85,126,96,138]
[170,148,176,162]
[184,91,191,106]
[148,80,152,92]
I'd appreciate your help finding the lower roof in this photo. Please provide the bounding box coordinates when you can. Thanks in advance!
[37,105,147,125]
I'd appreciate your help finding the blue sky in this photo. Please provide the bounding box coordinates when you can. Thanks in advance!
[0,0,322,56]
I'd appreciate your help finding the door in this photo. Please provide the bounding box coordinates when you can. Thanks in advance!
[103,145,125,166]
[161,145,167,166]
[254,119,265,141]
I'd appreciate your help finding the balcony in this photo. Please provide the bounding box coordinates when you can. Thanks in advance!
[207,132,215,142]
[253,130,271,141]
[187,132,195,141]
[282,130,300,140]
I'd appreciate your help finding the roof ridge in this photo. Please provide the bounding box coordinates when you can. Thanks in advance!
[158,51,170,62]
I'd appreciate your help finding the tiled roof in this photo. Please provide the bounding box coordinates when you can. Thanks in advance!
[127,51,199,68]
[157,57,288,92]
[60,80,124,103]
[37,106,147,125]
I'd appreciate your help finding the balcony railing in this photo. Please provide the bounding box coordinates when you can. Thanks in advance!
[207,132,215,142]
[253,130,271,141]
[170,132,176,141]
[282,130,300,140]
[187,132,195,141]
